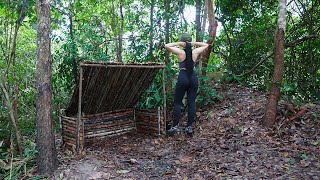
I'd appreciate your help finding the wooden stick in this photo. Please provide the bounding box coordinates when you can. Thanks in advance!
[85,121,135,131]
[162,68,167,134]
[158,107,161,136]
[76,66,83,153]
[85,127,135,138]
[85,123,135,134]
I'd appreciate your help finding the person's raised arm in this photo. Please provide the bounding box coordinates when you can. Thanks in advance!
[192,42,209,54]
[191,42,209,61]
[165,42,186,60]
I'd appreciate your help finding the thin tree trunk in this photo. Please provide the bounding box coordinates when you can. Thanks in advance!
[118,0,123,62]
[195,0,201,42]
[1,0,27,156]
[165,0,170,63]
[149,0,155,60]
[111,0,120,62]
[0,78,23,155]
[201,0,218,77]
[178,0,188,31]
[69,0,77,81]
[164,0,171,92]
[201,0,208,40]
[36,0,57,175]
[263,0,287,128]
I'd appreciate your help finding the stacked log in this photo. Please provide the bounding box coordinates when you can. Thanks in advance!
[135,109,165,136]
[61,116,83,150]
[61,109,135,151]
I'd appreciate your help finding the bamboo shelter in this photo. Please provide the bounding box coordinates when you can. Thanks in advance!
[61,61,167,152]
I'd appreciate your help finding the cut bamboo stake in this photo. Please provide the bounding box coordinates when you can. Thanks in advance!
[76,66,83,153]
[158,106,161,136]
[162,68,167,134]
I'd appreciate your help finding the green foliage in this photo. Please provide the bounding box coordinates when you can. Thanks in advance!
[0,139,37,180]
[216,0,320,102]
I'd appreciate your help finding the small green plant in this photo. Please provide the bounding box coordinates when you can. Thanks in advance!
[0,139,37,180]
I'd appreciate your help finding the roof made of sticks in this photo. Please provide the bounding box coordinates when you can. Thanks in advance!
[65,61,165,117]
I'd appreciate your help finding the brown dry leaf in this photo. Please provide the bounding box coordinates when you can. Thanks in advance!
[179,155,193,163]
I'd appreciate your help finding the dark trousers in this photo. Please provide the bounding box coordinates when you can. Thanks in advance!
[173,70,198,127]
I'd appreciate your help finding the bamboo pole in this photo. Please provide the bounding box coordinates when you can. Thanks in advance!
[162,68,167,134]
[158,106,161,136]
[76,66,83,153]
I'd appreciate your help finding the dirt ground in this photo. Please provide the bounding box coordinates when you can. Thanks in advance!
[54,84,320,179]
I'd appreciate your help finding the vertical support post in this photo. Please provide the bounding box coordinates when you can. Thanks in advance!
[134,107,137,132]
[76,66,83,153]
[162,68,167,134]
[157,106,161,137]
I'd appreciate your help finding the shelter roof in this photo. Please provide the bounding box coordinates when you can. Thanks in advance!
[65,61,165,116]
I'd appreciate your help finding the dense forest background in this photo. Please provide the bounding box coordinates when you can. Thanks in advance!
[0,0,319,178]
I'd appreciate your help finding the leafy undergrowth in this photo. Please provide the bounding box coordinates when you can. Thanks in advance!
[54,84,320,179]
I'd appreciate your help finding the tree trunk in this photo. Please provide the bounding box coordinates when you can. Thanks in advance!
[118,0,123,62]
[111,0,120,62]
[149,0,155,61]
[36,0,57,175]
[164,0,172,92]
[69,0,77,81]
[195,0,201,42]
[164,0,170,64]
[263,0,287,128]
[201,0,208,39]
[0,0,27,156]
[201,0,218,77]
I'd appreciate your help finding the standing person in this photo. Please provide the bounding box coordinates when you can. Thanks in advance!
[165,33,208,135]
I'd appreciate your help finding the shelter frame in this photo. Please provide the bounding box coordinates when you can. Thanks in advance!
[73,62,167,152]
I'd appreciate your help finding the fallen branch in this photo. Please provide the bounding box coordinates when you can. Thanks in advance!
[289,109,306,121]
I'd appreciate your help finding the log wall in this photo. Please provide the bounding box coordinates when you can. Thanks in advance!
[62,109,135,151]
[135,108,165,136]
[62,108,165,151]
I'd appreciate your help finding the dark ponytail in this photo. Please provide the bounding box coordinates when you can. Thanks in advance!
[185,42,194,78]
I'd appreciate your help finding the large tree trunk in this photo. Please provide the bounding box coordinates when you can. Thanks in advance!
[263,0,287,128]
[201,0,218,77]
[36,0,57,175]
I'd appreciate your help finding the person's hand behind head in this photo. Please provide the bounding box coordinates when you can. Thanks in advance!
[178,42,186,48]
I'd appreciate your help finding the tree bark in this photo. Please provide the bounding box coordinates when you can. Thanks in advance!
[263,0,287,128]
[69,0,77,81]
[111,0,120,62]
[36,0,57,175]
[148,0,155,61]
[201,0,218,77]
[164,0,172,92]
[118,0,124,62]
[164,0,170,64]
[195,0,201,42]
[201,0,208,40]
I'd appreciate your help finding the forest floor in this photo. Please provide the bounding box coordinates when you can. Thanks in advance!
[54,83,320,179]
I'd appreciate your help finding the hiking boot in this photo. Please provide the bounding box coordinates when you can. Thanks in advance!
[185,126,193,135]
[167,125,181,136]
